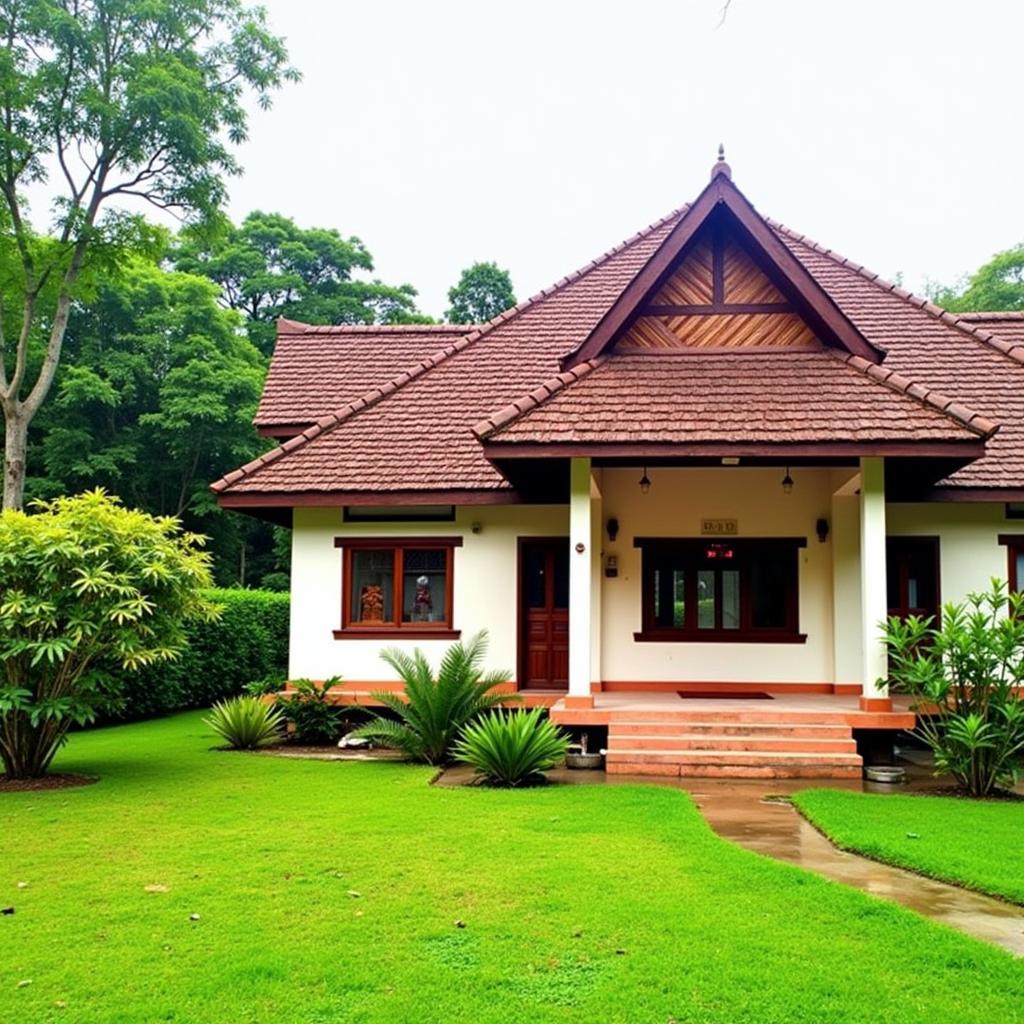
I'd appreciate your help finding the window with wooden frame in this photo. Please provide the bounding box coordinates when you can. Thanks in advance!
[886,537,940,622]
[634,538,806,643]
[333,537,463,639]
[998,535,1024,594]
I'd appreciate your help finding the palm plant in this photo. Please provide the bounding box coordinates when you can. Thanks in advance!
[349,631,511,764]
[205,696,284,750]
[454,708,569,786]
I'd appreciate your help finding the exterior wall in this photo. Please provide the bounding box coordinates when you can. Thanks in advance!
[288,504,567,682]
[597,467,838,685]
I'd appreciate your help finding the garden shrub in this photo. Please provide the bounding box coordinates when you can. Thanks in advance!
[205,696,284,750]
[275,678,347,744]
[112,588,290,720]
[884,580,1024,796]
[455,708,569,786]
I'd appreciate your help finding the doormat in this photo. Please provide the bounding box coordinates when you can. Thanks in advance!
[676,690,774,700]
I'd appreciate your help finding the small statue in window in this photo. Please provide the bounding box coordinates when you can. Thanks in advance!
[410,574,433,622]
[360,584,385,623]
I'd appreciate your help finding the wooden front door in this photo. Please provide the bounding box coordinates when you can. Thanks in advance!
[519,539,570,689]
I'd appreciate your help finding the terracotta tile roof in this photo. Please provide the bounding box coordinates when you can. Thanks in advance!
[474,350,993,446]
[255,322,476,431]
[214,190,1024,501]
[956,312,1024,347]
[767,228,1024,489]
[212,208,687,495]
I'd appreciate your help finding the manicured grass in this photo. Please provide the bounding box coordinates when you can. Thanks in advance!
[793,788,1024,904]
[2,714,1023,1024]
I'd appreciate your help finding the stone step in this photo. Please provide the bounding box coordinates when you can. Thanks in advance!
[605,733,858,754]
[605,748,863,768]
[603,708,852,725]
[606,761,864,779]
[610,721,853,738]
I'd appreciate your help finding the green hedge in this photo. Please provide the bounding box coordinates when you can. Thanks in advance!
[113,588,290,719]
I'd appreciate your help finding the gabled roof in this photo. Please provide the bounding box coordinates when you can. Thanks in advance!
[212,159,1023,507]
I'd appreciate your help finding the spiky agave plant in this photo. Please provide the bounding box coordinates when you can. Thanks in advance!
[205,696,284,750]
[454,708,570,787]
[349,631,512,764]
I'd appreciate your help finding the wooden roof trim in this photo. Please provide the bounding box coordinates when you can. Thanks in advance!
[768,219,1024,368]
[217,487,522,508]
[212,206,690,496]
[832,351,999,439]
[480,440,987,459]
[562,175,881,369]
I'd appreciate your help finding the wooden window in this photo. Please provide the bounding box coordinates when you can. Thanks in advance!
[886,537,940,622]
[998,535,1024,593]
[634,538,806,643]
[333,537,462,639]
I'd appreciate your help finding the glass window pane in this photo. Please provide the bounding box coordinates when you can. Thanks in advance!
[525,547,546,609]
[697,570,716,629]
[1016,551,1024,592]
[351,549,394,623]
[673,570,686,627]
[402,549,448,623]
[751,558,787,629]
[722,570,740,629]
[552,546,570,609]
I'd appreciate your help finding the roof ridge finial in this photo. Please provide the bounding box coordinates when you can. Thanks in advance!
[711,143,732,181]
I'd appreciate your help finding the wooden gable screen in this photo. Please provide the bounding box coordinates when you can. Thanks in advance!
[615,222,820,352]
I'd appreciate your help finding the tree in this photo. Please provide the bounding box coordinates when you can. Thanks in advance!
[173,211,431,355]
[0,0,298,509]
[930,244,1024,312]
[446,261,516,325]
[0,490,218,778]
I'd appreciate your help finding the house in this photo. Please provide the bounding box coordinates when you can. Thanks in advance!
[212,152,1024,778]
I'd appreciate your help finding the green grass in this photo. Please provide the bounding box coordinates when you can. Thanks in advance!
[2,714,1023,1024]
[793,788,1024,904]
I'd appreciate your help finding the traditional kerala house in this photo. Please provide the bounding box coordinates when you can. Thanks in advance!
[213,151,1024,777]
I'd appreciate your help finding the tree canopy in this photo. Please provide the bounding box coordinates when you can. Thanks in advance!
[446,261,516,325]
[174,211,431,355]
[0,0,297,508]
[930,243,1024,312]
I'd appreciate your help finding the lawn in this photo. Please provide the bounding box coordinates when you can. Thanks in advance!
[2,714,1023,1024]
[793,788,1024,904]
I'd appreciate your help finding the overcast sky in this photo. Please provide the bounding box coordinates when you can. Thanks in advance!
[224,0,1019,320]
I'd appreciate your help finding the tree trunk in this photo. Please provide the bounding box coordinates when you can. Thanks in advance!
[2,406,28,510]
[0,710,70,779]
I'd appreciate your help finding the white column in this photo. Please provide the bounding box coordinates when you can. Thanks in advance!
[859,457,889,708]
[568,457,594,705]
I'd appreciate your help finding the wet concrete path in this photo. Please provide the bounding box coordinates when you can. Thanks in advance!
[675,775,1024,957]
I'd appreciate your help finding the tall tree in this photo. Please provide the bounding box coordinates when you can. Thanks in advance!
[446,261,516,324]
[0,0,297,509]
[174,211,430,354]
[930,244,1024,312]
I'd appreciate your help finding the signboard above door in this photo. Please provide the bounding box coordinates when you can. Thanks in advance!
[700,519,738,536]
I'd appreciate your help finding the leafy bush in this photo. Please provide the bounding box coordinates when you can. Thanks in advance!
[454,708,569,786]
[884,580,1024,796]
[244,675,287,697]
[113,587,289,719]
[205,696,284,750]
[350,631,511,764]
[275,678,346,744]
[0,491,217,778]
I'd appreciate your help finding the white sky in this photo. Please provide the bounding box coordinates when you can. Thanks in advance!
[193,1,1023,317]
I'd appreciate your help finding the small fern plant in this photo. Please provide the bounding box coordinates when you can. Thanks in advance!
[454,708,569,787]
[205,696,284,750]
[349,631,512,764]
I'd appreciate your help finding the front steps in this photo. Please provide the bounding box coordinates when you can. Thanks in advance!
[605,715,863,779]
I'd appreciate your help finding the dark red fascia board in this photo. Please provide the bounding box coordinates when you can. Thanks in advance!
[923,486,1024,503]
[217,488,523,509]
[562,175,880,369]
[480,440,987,460]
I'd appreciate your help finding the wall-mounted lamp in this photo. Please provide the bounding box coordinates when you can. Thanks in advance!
[639,467,651,495]
[471,521,482,535]
[781,466,794,495]
[816,517,830,544]
[606,517,619,542]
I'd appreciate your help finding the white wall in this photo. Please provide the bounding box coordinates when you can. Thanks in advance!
[597,467,837,684]
[289,505,567,681]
